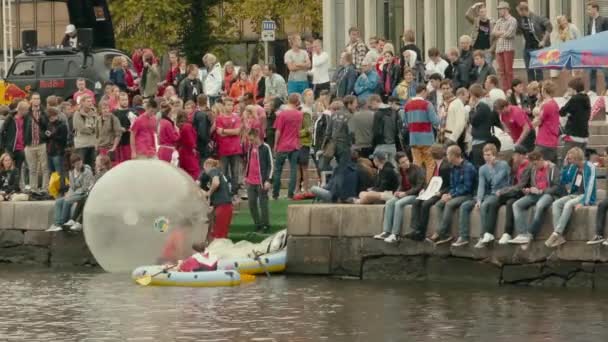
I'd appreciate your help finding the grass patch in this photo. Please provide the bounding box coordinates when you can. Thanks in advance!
[228,199,312,242]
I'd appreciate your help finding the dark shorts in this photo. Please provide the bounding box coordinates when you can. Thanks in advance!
[298,146,310,165]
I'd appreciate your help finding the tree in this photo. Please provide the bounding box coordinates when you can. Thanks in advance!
[180,0,222,63]
[109,0,187,54]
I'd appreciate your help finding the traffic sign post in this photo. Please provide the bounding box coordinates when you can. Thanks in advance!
[261,20,276,65]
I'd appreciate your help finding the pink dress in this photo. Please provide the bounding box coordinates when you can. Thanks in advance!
[177,123,201,180]
[157,118,179,162]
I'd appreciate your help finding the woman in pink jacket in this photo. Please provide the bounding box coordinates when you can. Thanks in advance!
[157,104,179,162]
[176,110,200,179]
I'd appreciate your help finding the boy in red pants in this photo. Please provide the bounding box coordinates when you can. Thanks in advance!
[199,158,234,239]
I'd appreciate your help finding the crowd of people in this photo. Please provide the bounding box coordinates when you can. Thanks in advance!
[1,1,608,242]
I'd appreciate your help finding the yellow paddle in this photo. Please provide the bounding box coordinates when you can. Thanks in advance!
[135,265,175,286]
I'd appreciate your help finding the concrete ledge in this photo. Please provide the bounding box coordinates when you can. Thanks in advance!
[12,201,54,231]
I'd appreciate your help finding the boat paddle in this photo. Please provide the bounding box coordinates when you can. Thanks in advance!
[252,250,271,278]
[135,265,176,286]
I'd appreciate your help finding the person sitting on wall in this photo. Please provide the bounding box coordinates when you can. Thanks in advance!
[373,152,425,243]
[354,151,399,204]
[0,153,24,201]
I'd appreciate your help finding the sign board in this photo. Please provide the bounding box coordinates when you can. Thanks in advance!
[262,20,276,31]
[261,30,275,42]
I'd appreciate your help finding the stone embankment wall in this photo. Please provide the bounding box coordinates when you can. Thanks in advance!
[0,201,97,267]
[286,204,608,288]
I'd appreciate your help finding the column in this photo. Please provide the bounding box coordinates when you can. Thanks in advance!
[444,0,457,49]
[344,0,356,43]
[549,0,561,28]
[363,0,377,44]
[571,0,585,35]
[322,0,336,67]
[403,0,416,31]
[527,0,541,13]
[423,0,436,59]
[486,0,498,17]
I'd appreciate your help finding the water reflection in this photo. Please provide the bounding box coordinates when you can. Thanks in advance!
[0,267,606,341]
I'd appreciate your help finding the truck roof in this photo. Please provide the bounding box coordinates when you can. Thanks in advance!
[16,47,128,58]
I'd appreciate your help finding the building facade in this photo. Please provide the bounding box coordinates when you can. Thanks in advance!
[322,0,608,68]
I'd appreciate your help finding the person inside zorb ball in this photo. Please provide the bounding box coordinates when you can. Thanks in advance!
[83,160,208,273]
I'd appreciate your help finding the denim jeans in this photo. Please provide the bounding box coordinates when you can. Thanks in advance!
[480,194,501,235]
[374,144,397,168]
[272,150,299,199]
[524,48,544,82]
[54,192,87,225]
[458,199,476,240]
[589,69,608,93]
[383,195,417,235]
[595,198,608,236]
[552,194,584,235]
[435,195,472,238]
[513,194,555,236]
[311,185,333,203]
[410,196,441,237]
[220,155,242,196]
[247,184,269,227]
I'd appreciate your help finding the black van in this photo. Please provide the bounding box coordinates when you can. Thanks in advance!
[2,47,134,104]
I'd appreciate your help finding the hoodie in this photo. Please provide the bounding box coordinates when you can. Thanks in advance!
[372,162,399,192]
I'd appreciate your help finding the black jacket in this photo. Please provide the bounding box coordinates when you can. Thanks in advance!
[24,109,49,146]
[470,62,496,86]
[434,159,452,195]
[372,162,399,192]
[114,108,136,146]
[0,168,20,194]
[178,78,204,102]
[372,105,401,148]
[244,143,274,184]
[455,49,474,89]
[380,62,401,97]
[46,119,68,157]
[471,101,502,142]
[517,13,553,48]
[560,92,590,138]
[400,164,426,196]
[0,115,18,153]
[333,64,357,98]
[192,110,211,159]
[587,15,608,35]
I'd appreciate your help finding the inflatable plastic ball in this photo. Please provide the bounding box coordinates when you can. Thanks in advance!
[83,160,208,272]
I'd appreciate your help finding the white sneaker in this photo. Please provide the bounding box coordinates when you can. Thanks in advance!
[509,234,532,245]
[70,223,83,231]
[475,233,495,249]
[374,232,390,240]
[498,233,512,245]
[603,240,608,246]
[64,220,76,227]
[451,237,469,247]
[46,225,62,232]
[384,234,400,243]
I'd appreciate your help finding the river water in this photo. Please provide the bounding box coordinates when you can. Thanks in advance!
[1,267,607,342]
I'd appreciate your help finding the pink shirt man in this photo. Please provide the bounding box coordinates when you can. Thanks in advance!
[536,99,560,148]
[500,105,532,143]
[73,89,96,105]
[157,118,179,162]
[273,108,303,152]
[131,113,157,158]
[215,113,243,157]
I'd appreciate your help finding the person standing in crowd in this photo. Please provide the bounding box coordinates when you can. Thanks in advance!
[95,100,122,159]
[508,79,530,109]
[229,69,253,100]
[405,145,451,241]
[444,88,469,149]
[244,129,273,232]
[533,80,560,163]
[560,77,591,156]
[484,75,507,109]
[46,154,94,232]
[175,110,200,180]
[354,59,380,105]
[179,64,204,103]
[157,103,179,163]
[140,51,160,99]
[24,93,49,191]
[162,50,180,90]
[0,101,27,176]
[493,1,518,90]
[365,36,381,63]
[425,48,449,79]
[130,98,158,160]
[545,147,597,248]
[109,56,127,92]
[370,95,401,166]
[550,15,581,80]
[587,1,608,92]
[466,2,495,63]
[454,144,511,248]
[272,94,303,200]
[468,84,501,168]
[516,1,552,82]
[400,29,422,67]
[46,108,68,194]
[456,35,474,89]
[222,61,238,95]
[350,95,375,160]
[264,64,288,103]
[113,92,136,164]
[192,94,211,166]
[73,78,96,105]
[73,95,97,168]
[213,102,243,200]
[508,150,560,245]
[380,51,402,102]
[297,90,313,194]
[284,34,311,95]
[404,85,440,182]
[470,50,496,86]
[311,39,330,98]
[494,98,535,152]
[249,64,266,105]
[427,74,445,111]
[204,54,223,106]
[322,97,356,171]
[200,158,233,240]
[333,52,357,99]
[374,153,425,243]
[393,68,417,105]
[345,27,368,71]
[429,145,477,245]
[355,151,399,204]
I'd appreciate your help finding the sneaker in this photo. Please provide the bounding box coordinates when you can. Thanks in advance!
[603,240,608,246]
[64,220,76,227]
[435,236,453,245]
[384,234,400,243]
[498,233,512,245]
[46,225,62,232]
[545,232,566,248]
[426,233,440,243]
[70,223,83,231]
[587,235,605,245]
[374,232,390,240]
[509,234,532,245]
[480,233,495,244]
[451,237,469,247]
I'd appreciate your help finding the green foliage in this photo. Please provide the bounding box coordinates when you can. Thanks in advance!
[180,0,222,63]
[109,0,187,54]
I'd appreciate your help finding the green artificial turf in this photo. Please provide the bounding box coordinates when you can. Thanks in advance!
[228,199,312,242]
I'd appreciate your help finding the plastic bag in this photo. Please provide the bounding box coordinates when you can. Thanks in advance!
[48,172,69,199]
